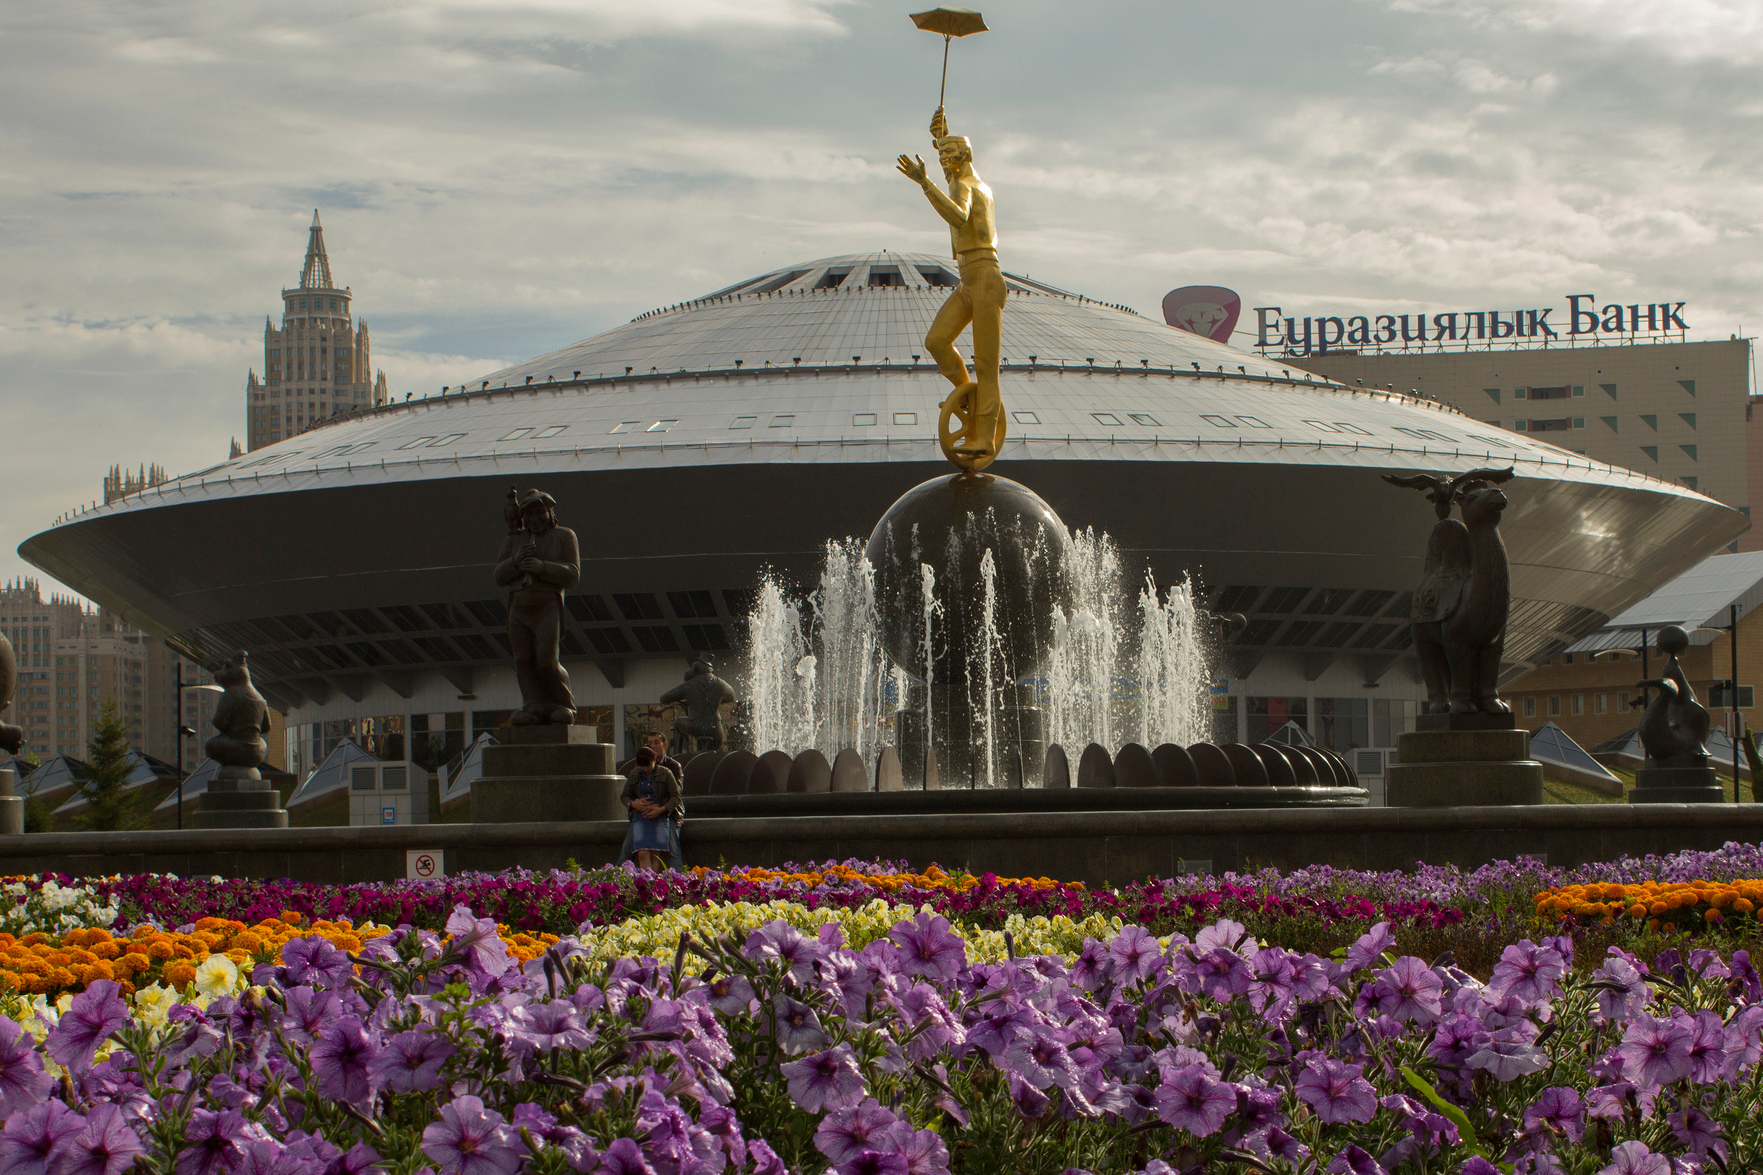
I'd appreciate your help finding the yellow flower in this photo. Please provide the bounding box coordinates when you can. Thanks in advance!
[193,954,239,999]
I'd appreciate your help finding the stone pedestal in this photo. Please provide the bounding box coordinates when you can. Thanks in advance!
[1385,720,1543,807]
[0,768,22,835]
[193,768,289,829]
[471,726,625,823]
[1630,755,1725,804]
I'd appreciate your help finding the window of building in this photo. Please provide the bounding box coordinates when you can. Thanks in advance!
[853,413,877,426]
[1548,695,1561,716]
[1201,415,1236,428]
[770,415,794,427]
[1333,422,1373,435]
[498,428,533,442]
[893,412,917,426]
[1596,693,1607,714]
[1130,413,1162,426]
[534,425,567,439]
[1012,411,1040,425]
[1571,694,1584,715]
[1235,416,1271,428]
[731,416,756,429]
[647,420,677,432]
[609,422,641,434]
[1092,413,1122,426]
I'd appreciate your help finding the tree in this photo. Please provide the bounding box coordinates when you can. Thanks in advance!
[80,703,145,831]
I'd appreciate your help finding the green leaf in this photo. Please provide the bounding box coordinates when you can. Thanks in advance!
[1400,1065,1485,1158]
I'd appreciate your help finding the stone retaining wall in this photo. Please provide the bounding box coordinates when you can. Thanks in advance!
[2,804,1760,887]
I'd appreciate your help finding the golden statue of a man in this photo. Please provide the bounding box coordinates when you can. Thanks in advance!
[898,106,1006,472]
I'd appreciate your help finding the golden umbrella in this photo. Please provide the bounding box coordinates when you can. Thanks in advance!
[911,7,989,107]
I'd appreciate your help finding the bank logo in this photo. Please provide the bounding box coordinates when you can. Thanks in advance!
[1162,286,1241,344]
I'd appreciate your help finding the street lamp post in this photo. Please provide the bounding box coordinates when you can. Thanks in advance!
[173,661,197,829]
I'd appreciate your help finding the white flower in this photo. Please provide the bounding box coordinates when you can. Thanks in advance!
[132,983,177,1030]
[193,954,240,998]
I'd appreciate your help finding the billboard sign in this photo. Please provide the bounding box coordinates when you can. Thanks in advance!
[1162,286,1241,344]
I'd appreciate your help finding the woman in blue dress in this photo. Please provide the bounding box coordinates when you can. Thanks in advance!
[620,746,682,872]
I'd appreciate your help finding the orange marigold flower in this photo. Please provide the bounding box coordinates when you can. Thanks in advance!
[164,962,197,990]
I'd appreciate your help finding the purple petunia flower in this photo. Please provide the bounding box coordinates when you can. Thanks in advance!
[781,1045,867,1113]
[1341,922,1395,973]
[815,1099,909,1165]
[900,1127,950,1175]
[1002,1032,1081,1091]
[1369,957,1443,1024]
[0,1015,53,1118]
[1682,1011,1733,1084]
[1070,939,1110,991]
[1460,1159,1500,1175]
[1107,926,1164,986]
[1193,948,1253,1003]
[509,999,592,1053]
[421,1095,522,1175]
[310,1016,378,1107]
[0,1100,82,1175]
[278,987,343,1048]
[1617,1015,1693,1090]
[44,980,127,1076]
[1325,1144,1383,1175]
[444,905,512,979]
[280,936,354,990]
[53,1104,145,1175]
[175,1109,253,1175]
[1294,1057,1377,1124]
[835,1154,910,1175]
[772,993,831,1055]
[595,1136,654,1175]
[1668,1105,1725,1160]
[744,921,821,983]
[1523,1086,1585,1143]
[1599,1141,1670,1175]
[1591,954,1651,1023]
[368,1030,454,1094]
[1467,1039,1548,1082]
[1487,941,1566,1006]
[704,972,756,1016]
[748,1139,787,1175]
[888,912,967,985]
[1153,1063,1236,1137]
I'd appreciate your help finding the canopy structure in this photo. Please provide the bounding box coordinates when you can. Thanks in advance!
[1569,550,1763,654]
[287,741,378,808]
[53,752,182,814]
[1266,721,1314,747]
[154,758,219,810]
[21,755,91,799]
[1528,721,1622,794]
[438,733,497,806]
[1590,728,1644,761]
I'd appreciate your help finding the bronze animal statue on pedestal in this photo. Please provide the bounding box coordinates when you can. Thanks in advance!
[1636,624,1711,765]
[0,634,21,756]
[1383,467,1517,715]
[206,651,270,781]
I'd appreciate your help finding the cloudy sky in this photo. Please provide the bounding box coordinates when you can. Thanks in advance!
[4,0,1762,600]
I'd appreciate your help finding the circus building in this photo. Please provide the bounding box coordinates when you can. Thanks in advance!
[19,252,1747,797]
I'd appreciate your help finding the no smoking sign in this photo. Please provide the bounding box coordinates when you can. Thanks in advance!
[406,849,445,880]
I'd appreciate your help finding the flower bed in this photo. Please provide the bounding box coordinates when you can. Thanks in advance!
[1,899,1758,1175]
[1537,879,1763,932]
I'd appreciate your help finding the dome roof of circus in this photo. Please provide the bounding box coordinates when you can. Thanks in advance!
[478,251,1291,383]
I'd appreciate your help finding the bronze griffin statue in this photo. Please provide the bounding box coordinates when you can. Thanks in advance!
[1383,467,1517,716]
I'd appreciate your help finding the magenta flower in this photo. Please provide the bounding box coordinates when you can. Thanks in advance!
[510,999,592,1053]
[1294,1057,1377,1124]
[421,1095,522,1175]
[1617,1015,1693,1089]
[596,1136,654,1175]
[310,1016,378,1106]
[1341,922,1395,972]
[1369,957,1443,1024]
[1682,1011,1733,1084]
[1599,1141,1670,1175]
[368,1030,454,1094]
[1325,1144,1383,1175]
[781,1045,867,1113]
[1591,954,1651,1023]
[1193,948,1253,1003]
[888,912,967,985]
[280,935,354,990]
[44,981,127,1075]
[0,1016,53,1118]
[1153,1063,1236,1137]
[900,1127,950,1175]
[1668,1105,1724,1159]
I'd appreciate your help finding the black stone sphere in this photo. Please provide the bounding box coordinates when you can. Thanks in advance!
[866,472,1072,689]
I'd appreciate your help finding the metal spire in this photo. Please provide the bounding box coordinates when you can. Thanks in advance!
[299,209,332,289]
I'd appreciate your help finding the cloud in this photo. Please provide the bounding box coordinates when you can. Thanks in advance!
[3,0,1762,602]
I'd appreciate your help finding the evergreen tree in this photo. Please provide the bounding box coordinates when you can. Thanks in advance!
[80,703,144,831]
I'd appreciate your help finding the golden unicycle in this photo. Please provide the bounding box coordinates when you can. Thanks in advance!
[937,382,1006,473]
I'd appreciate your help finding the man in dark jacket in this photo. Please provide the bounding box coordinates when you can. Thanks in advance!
[616,731,685,870]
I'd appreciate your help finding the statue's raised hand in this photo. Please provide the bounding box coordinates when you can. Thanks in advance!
[930,106,948,140]
[897,154,929,185]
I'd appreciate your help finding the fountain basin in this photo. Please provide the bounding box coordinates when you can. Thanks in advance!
[685,785,1367,818]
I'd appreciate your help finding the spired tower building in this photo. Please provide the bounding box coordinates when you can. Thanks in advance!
[244,211,389,451]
